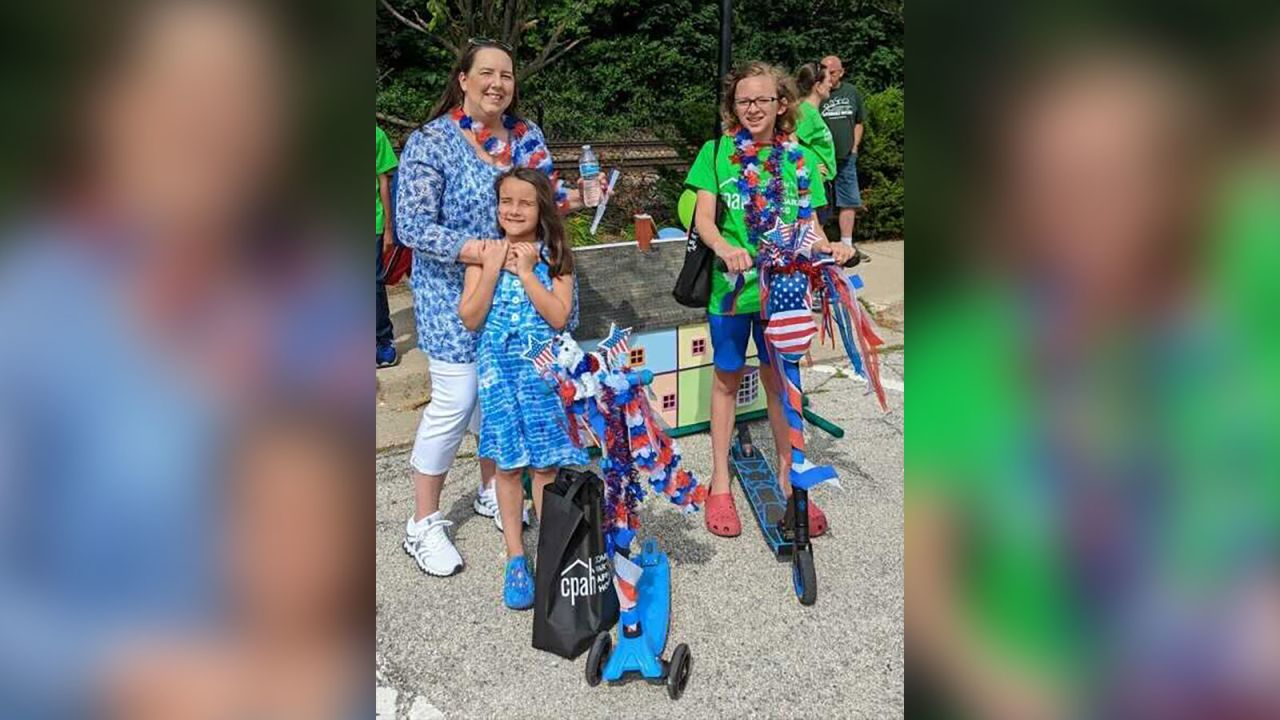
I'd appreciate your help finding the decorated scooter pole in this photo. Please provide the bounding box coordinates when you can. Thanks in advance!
[748,217,887,605]
[758,264,834,606]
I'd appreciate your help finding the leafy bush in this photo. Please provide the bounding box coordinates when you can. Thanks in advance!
[566,209,634,247]
[854,86,904,241]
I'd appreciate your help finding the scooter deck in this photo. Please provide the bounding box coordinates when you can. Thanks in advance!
[602,539,671,683]
[729,427,792,559]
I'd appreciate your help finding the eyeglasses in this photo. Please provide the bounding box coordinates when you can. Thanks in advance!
[733,97,779,111]
[468,37,513,53]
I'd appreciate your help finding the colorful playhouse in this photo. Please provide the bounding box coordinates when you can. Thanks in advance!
[573,233,767,435]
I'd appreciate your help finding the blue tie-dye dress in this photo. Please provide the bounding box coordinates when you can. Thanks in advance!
[476,253,588,471]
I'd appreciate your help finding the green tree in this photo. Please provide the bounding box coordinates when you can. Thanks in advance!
[379,0,611,80]
[377,0,905,239]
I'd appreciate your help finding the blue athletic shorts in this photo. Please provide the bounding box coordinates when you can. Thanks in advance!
[708,313,770,372]
[834,153,862,209]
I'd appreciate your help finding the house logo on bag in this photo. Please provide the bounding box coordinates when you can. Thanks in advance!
[559,553,611,606]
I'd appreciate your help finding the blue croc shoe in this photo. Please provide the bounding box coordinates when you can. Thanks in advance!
[376,343,399,369]
[503,556,535,610]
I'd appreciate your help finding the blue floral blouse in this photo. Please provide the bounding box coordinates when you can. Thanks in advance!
[395,114,573,364]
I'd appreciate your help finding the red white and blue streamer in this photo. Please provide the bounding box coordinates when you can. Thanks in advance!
[756,218,888,490]
[529,325,708,559]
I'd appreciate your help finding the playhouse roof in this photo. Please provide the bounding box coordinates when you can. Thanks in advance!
[574,237,706,339]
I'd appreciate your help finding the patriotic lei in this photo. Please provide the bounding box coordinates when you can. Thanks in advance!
[730,127,813,247]
[451,106,570,210]
[718,128,814,313]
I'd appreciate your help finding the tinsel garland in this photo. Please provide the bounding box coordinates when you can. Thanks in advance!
[525,326,707,557]
[719,128,814,314]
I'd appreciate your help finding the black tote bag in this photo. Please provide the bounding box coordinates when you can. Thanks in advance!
[672,135,727,308]
[532,468,619,659]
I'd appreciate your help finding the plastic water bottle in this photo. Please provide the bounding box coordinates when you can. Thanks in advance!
[579,145,601,208]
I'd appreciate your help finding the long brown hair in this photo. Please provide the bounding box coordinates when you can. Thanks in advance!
[495,167,574,277]
[720,61,799,135]
[428,41,521,122]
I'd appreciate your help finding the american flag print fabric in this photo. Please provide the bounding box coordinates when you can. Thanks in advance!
[763,272,817,361]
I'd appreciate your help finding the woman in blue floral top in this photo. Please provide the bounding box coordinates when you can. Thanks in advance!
[395,40,599,577]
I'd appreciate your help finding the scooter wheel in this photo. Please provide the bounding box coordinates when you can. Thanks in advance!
[666,643,692,699]
[585,632,611,687]
[793,548,817,606]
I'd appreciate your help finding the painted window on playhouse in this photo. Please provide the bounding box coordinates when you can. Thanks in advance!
[661,393,677,411]
[629,347,646,366]
[691,337,706,356]
[736,368,759,407]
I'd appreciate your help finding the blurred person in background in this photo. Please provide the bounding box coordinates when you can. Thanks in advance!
[0,1,365,717]
[108,406,368,719]
[794,62,837,183]
[376,123,400,368]
[908,44,1280,719]
[819,55,865,245]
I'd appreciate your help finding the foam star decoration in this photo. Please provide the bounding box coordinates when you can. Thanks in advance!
[522,335,559,372]
[596,322,633,366]
[761,218,786,249]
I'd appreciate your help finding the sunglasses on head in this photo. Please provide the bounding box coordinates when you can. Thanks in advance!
[468,37,513,53]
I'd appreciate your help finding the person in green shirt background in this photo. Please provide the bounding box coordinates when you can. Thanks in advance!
[908,49,1280,719]
[794,62,837,183]
[819,55,866,246]
[685,61,853,539]
[376,124,400,368]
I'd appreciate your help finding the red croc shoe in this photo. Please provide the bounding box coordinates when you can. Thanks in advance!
[704,492,741,537]
[807,499,829,537]
[780,496,829,538]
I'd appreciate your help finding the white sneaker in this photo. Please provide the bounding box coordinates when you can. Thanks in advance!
[403,514,463,576]
[473,484,530,532]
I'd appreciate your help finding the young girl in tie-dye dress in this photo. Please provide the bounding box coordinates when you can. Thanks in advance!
[458,167,586,610]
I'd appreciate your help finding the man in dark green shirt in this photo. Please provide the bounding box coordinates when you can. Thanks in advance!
[819,55,865,246]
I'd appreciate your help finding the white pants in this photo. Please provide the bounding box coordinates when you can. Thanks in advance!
[410,358,482,476]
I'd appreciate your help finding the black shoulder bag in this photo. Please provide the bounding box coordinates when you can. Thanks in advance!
[672,135,727,308]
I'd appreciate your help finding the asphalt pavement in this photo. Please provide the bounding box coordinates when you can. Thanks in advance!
[375,353,904,719]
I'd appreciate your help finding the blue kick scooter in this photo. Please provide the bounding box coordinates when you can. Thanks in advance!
[583,538,692,699]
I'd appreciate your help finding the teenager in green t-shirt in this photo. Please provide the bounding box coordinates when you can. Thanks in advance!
[684,62,853,538]
[794,63,837,182]
[376,125,400,367]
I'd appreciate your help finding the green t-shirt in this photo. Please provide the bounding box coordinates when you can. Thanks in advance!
[909,289,1083,678]
[796,101,837,182]
[684,137,828,315]
[819,82,865,160]
[375,125,399,234]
